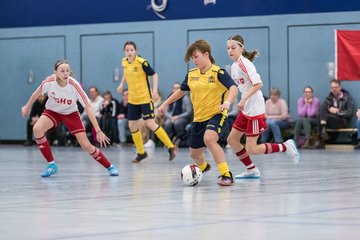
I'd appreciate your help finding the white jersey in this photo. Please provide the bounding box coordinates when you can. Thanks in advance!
[231,56,265,119]
[36,75,90,114]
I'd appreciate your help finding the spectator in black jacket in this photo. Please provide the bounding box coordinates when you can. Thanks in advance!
[317,79,355,146]
[117,89,129,145]
[100,91,120,145]
[24,95,47,146]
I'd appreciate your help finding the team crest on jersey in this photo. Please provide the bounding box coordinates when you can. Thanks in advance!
[133,66,139,72]
[208,76,215,83]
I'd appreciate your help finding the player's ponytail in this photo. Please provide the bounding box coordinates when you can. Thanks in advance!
[228,35,259,62]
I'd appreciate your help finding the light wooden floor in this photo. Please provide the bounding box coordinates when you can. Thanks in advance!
[0,144,360,240]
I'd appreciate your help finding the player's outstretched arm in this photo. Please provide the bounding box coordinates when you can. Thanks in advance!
[84,105,110,147]
[158,89,186,115]
[21,89,42,117]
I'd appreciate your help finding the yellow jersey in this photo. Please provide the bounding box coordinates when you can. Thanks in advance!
[181,64,236,122]
[122,55,155,104]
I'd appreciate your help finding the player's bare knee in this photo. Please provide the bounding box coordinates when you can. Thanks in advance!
[32,124,44,136]
[203,135,216,147]
[227,134,237,146]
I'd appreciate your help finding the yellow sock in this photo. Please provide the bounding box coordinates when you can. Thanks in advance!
[154,127,174,148]
[197,161,208,172]
[217,162,230,177]
[131,130,145,154]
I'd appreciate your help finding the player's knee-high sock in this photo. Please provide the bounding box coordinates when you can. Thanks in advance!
[90,147,111,169]
[131,130,145,154]
[217,162,231,177]
[154,126,174,148]
[236,148,255,170]
[35,135,54,163]
[263,143,287,154]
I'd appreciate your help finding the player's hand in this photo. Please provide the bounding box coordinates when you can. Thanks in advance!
[96,130,111,147]
[21,105,30,117]
[152,91,160,102]
[237,99,246,111]
[356,109,360,119]
[158,103,166,115]
[117,85,123,93]
[220,101,230,111]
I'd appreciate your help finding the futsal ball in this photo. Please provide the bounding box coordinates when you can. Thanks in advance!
[181,164,203,186]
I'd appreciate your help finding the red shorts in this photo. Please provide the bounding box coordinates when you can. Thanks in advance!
[42,109,85,135]
[232,112,267,136]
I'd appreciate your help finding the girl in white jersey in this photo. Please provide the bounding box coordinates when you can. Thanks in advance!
[21,60,119,177]
[226,35,300,179]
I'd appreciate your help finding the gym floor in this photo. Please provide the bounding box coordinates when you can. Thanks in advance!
[1,144,359,240]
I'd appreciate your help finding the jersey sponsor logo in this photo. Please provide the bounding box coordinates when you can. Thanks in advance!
[189,76,199,81]
[51,96,73,105]
[208,76,215,83]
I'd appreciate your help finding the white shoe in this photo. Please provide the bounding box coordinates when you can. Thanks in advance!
[235,167,261,179]
[284,139,300,164]
[144,139,155,148]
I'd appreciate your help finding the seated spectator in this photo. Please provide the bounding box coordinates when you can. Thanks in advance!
[81,86,103,144]
[317,79,354,147]
[117,89,129,145]
[24,94,47,146]
[293,86,320,149]
[355,109,360,150]
[100,91,120,145]
[260,87,291,143]
[163,82,193,147]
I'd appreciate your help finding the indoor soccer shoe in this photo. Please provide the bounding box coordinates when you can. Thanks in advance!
[284,139,300,164]
[235,167,260,179]
[108,165,119,176]
[41,163,58,178]
[202,163,211,173]
[168,146,177,161]
[131,152,148,163]
[217,171,234,186]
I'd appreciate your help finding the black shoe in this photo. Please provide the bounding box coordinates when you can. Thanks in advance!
[202,163,211,173]
[168,146,177,161]
[131,152,148,163]
[312,140,325,149]
[23,140,33,146]
[354,142,360,150]
[320,128,329,141]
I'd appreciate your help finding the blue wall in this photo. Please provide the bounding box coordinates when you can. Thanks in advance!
[1,11,360,140]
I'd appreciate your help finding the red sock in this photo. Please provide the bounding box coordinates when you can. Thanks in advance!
[236,148,255,170]
[90,148,111,169]
[263,143,287,154]
[35,136,54,163]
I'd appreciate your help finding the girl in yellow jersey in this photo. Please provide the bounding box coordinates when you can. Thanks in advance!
[117,41,176,163]
[159,40,238,186]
